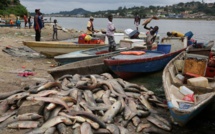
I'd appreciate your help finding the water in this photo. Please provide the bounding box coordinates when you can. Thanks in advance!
[48,17,215,133]
[47,17,215,43]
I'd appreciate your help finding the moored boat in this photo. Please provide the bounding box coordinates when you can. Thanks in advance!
[54,44,128,65]
[23,41,105,58]
[162,51,215,126]
[104,37,188,79]
[48,52,119,80]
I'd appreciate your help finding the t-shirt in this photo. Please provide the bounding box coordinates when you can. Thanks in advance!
[106,21,115,37]
[86,21,93,35]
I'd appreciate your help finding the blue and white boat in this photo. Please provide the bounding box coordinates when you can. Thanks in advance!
[162,51,215,126]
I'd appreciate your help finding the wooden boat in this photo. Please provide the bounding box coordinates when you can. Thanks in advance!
[48,52,119,80]
[0,24,16,27]
[186,40,214,56]
[104,37,188,79]
[162,51,215,126]
[23,41,105,58]
[54,44,129,65]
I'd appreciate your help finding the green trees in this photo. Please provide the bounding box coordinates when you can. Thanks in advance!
[0,0,28,17]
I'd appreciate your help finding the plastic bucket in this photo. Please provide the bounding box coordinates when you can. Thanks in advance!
[185,31,193,40]
[157,44,171,54]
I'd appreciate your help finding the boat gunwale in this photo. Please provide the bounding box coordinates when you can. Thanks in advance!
[104,48,186,66]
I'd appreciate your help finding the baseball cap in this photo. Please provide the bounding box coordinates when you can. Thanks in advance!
[90,16,94,20]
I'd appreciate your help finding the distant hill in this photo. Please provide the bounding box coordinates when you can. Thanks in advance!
[54,8,91,15]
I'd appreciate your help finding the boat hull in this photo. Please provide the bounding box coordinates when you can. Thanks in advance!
[104,49,184,79]
[162,51,215,126]
[48,53,119,80]
[23,41,105,58]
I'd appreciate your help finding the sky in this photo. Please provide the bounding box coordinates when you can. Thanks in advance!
[20,0,215,14]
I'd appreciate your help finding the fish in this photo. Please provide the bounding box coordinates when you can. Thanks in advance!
[0,100,9,115]
[29,90,59,97]
[0,110,17,123]
[136,123,151,132]
[107,79,126,95]
[57,74,73,81]
[7,121,40,129]
[83,90,97,107]
[147,115,171,131]
[71,111,106,128]
[132,116,141,127]
[94,90,105,100]
[106,124,120,134]
[37,82,62,92]
[118,126,129,134]
[61,77,70,90]
[44,127,56,134]
[0,89,24,100]
[6,92,30,104]
[97,80,127,98]
[48,106,63,119]
[46,103,56,110]
[17,113,42,120]
[57,123,67,134]
[102,90,111,105]
[139,95,156,113]
[101,73,113,79]
[93,128,111,134]
[73,126,81,134]
[154,114,172,130]
[102,101,122,123]
[143,126,170,134]
[26,96,70,113]
[40,116,74,132]
[80,122,93,134]
[86,118,100,130]
[59,112,86,122]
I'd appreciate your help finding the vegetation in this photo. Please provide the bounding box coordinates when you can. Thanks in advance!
[0,0,28,17]
[53,1,215,18]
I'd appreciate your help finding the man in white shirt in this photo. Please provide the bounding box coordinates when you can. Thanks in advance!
[106,15,116,52]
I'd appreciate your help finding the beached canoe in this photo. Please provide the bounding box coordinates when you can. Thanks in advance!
[48,52,120,80]
[162,51,215,126]
[104,37,188,79]
[23,41,105,58]
[186,40,214,56]
[0,24,16,27]
[54,44,129,65]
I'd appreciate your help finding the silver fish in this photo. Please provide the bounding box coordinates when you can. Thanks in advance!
[147,115,171,131]
[37,82,62,92]
[106,124,120,134]
[102,101,122,123]
[7,121,40,129]
[81,122,93,134]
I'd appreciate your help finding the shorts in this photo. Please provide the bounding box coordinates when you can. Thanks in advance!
[107,36,116,47]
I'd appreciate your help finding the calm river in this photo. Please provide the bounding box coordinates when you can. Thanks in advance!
[49,17,215,134]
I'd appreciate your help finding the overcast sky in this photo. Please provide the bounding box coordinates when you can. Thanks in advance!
[20,0,215,13]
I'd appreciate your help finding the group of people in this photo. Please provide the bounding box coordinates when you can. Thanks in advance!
[84,14,159,52]
[35,9,159,51]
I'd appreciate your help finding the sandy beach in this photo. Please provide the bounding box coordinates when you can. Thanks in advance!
[0,23,83,89]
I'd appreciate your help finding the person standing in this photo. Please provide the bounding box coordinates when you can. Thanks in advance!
[134,14,141,31]
[24,15,27,27]
[106,14,116,52]
[34,9,43,41]
[86,16,98,36]
[28,16,32,29]
[52,19,60,40]
[142,17,159,50]
[16,17,21,29]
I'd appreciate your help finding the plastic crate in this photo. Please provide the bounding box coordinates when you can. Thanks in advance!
[205,67,215,78]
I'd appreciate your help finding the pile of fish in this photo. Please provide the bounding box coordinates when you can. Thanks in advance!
[0,73,172,134]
